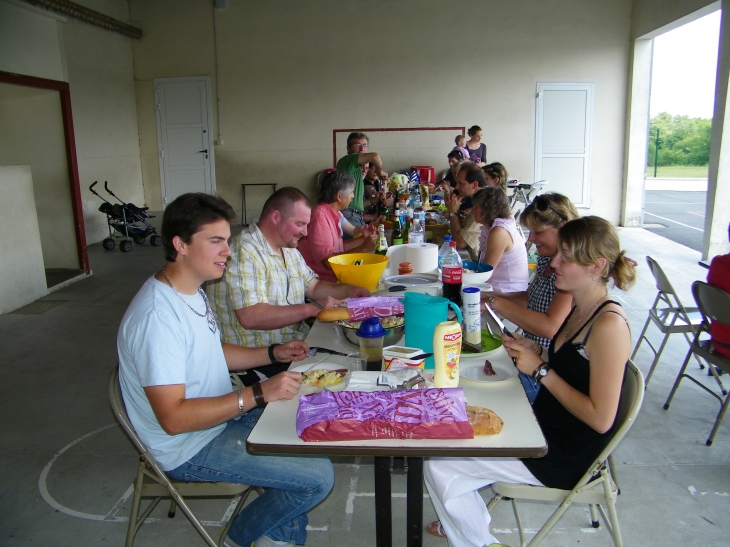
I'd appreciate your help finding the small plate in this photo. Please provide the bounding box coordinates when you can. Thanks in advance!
[459,354,519,384]
[291,362,350,391]
[384,273,440,286]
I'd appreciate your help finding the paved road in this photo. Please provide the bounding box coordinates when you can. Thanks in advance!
[643,190,706,252]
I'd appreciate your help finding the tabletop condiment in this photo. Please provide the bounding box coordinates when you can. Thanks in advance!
[433,320,462,388]
[398,262,413,275]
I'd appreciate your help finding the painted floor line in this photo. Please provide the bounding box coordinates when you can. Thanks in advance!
[644,212,704,232]
[687,211,706,218]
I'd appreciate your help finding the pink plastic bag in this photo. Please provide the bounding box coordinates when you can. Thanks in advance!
[346,297,404,321]
[296,388,474,442]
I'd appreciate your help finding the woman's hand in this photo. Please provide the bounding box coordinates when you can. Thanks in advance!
[275,340,309,363]
[503,333,543,376]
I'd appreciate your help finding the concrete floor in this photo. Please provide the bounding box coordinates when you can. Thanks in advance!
[1,226,729,547]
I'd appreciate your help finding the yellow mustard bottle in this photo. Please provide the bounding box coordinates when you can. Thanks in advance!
[433,320,462,388]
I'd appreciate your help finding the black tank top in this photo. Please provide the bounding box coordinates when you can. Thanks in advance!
[521,300,627,490]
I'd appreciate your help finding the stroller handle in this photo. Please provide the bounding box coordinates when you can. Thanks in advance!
[104,180,117,198]
[90,181,98,191]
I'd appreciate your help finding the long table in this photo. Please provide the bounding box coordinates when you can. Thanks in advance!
[247,320,547,547]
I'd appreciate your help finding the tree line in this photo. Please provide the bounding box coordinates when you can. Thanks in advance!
[648,112,711,166]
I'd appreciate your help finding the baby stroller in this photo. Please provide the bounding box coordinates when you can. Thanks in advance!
[89,181,162,252]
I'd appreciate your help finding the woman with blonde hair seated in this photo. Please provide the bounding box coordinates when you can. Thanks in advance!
[425,216,637,547]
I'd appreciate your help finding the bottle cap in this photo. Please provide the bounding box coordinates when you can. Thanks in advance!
[449,241,456,247]
[356,317,386,338]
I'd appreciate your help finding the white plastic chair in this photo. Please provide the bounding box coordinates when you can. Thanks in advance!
[108,366,260,547]
[486,360,645,547]
[664,281,730,445]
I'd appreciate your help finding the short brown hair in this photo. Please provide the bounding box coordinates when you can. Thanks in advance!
[457,163,487,187]
[260,187,311,219]
[472,187,512,225]
[346,132,369,146]
[482,162,508,193]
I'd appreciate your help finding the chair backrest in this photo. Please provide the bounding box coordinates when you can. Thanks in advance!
[692,281,730,328]
[645,256,679,296]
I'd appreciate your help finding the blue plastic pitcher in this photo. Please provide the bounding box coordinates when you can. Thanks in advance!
[404,292,462,370]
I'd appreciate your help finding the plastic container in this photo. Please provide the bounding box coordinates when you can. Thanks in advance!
[404,292,462,370]
[461,286,481,344]
[398,262,413,275]
[356,317,386,371]
[441,241,463,306]
[433,320,462,388]
[410,165,435,184]
[328,253,389,291]
[437,235,453,271]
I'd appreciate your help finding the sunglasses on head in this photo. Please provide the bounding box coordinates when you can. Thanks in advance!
[534,196,567,222]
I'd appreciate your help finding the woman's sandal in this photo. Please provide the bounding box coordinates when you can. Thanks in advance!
[426,520,447,538]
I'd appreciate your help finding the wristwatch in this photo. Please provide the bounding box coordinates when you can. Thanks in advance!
[449,212,458,218]
[532,361,550,383]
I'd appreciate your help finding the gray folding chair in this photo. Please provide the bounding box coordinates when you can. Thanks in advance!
[108,365,260,547]
[663,281,730,445]
[486,360,644,547]
[630,256,722,390]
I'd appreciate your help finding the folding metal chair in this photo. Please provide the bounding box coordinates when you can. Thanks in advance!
[630,256,722,390]
[663,281,730,445]
[108,365,260,547]
[486,360,645,547]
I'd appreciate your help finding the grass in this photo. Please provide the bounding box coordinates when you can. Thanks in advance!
[646,165,709,178]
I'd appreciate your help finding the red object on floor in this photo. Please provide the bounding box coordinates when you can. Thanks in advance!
[411,166,435,183]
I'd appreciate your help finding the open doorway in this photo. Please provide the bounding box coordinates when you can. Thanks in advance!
[642,11,720,252]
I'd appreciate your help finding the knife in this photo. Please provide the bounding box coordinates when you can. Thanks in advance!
[312,347,350,357]
[483,302,516,339]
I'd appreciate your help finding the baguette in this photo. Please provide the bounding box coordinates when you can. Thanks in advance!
[466,405,504,436]
[316,306,350,322]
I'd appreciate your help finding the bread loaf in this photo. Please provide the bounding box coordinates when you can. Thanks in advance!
[316,306,350,322]
[466,405,504,436]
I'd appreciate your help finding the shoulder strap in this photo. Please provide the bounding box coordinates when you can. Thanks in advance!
[577,301,627,346]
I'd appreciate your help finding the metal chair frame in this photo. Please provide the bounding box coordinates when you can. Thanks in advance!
[664,281,730,445]
[486,360,645,547]
[630,256,724,392]
[108,366,260,547]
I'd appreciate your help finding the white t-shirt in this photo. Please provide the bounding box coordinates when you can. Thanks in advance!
[118,277,231,471]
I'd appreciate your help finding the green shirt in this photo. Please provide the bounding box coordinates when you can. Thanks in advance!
[336,153,364,211]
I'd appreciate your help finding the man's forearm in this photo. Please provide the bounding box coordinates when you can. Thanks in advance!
[449,216,467,249]
[222,343,272,371]
[308,280,355,300]
[235,302,315,330]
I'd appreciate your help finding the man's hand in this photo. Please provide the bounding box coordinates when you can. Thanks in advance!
[361,224,377,238]
[346,285,370,297]
[359,231,378,253]
[312,296,346,315]
[445,192,462,214]
[259,372,303,403]
[274,340,309,363]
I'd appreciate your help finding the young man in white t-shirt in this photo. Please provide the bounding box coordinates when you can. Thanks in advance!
[118,193,333,547]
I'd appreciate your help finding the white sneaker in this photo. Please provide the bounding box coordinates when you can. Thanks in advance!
[252,536,291,547]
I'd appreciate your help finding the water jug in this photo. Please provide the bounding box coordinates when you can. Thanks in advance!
[404,292,462,370]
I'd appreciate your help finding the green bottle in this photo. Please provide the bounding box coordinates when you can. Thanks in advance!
[375,224,388,255]
[392,218,403,245]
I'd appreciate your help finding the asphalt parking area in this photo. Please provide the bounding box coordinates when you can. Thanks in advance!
[643,190,706,252]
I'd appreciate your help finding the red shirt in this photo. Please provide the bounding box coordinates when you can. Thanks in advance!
[298,203,343,283]
[707,253,730,357]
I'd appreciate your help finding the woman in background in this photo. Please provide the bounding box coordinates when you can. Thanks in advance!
[464,125,487,166]
[482,162,509,193]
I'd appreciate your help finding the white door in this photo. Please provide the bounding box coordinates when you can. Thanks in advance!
[155,77,216,207]
[535,83,593,208]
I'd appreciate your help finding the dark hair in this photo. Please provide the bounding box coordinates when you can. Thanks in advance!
[162,193,236,262]
[447,149,465,160]
[472,187,512,225]
[318,170,356,204]
[467,125,482,137]
[346,132,369,147]
[457,162,487,187]
[558,216,636,291]
[260,187,311,219]
[482,162,508,193]
[520,192,579,230]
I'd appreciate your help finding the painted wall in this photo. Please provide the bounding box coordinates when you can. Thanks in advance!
[631,0,717,38]
[131,0,634,223]
[0,165,48,314]
[0,84,78,269]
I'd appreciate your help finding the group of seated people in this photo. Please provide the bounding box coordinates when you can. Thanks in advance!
[118,127,730,547]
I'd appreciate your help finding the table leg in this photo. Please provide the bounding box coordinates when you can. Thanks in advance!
[406,457,423,547]
[374,456,392,547]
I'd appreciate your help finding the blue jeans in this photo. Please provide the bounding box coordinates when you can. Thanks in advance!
[518,371,541,404]
[167,409,334,546]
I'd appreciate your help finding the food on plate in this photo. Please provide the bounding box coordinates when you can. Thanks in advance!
[483,359,497,377]
[316,307,350,322]
[301,369,347,386]
[466,405,504,435]
[463,268,476,274]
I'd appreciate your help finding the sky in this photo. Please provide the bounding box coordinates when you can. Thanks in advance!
[650,10,721,119]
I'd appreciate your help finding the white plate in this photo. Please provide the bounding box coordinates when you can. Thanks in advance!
[291,362,350,390]
[459,354,519,384]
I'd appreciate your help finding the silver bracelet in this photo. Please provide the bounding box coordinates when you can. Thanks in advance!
[237,388,245,416]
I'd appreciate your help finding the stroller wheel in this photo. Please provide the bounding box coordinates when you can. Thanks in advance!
[134,235,146,245]
[102,238,115,251]
[120,240,133,253]
[150,235,162,247]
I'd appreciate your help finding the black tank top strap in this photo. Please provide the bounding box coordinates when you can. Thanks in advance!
[576,300,625,347]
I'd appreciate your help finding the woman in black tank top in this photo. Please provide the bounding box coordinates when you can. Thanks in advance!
[424,216,637,547]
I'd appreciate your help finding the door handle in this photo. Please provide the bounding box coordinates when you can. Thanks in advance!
[199,149,208,153]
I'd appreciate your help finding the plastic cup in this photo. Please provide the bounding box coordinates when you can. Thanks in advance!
[347,352,368,372]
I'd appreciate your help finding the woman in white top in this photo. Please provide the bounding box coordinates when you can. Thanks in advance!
[473,187,529,292]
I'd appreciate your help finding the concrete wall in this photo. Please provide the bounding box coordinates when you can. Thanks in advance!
[0,165,48,314]
[0,83,78,269]
[631,0,717,38]
[130,0,634,223]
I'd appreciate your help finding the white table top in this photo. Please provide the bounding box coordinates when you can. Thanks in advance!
[247,321,547,458]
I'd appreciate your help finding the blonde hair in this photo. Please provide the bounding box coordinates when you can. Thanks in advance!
[558,216,636,291]
[520,192,579,230]
[482,163,508,193]
[455,134,466,145]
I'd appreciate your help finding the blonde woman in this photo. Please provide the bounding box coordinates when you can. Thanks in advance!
[426,216,637,547]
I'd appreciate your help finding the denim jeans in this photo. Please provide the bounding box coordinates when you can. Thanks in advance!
[518,371,541,404]
[167,409,334,546]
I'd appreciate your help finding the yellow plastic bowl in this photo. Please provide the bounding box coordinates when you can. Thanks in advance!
[328,253,389,291]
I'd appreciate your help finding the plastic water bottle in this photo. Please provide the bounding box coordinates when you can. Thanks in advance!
[441,241,463,306]
[438,235,453,271]
[408,217,425,244]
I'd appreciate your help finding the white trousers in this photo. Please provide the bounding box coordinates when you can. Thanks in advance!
[424,457,542,547]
